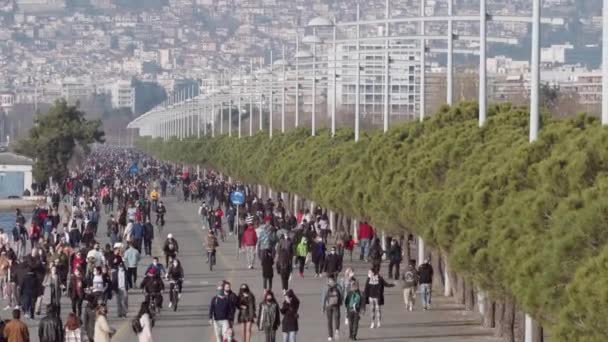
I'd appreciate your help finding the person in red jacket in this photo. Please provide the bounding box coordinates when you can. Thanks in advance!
[358,221,374,262]
[241,225,258,269]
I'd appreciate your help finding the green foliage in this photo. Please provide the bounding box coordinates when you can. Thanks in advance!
[137,102,608,341]
[15,100,105,183]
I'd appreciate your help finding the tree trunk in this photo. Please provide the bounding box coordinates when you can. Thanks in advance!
[431,250,443,286]
[495,301,505,338]
[464,280,476,311]
[483,300,496,328]
[503,299,516,342]
[455,274,465,305]
[404,231,412,263]
[514,309,525,342]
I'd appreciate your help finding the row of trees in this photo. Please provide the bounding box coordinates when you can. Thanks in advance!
[138,101,608,341]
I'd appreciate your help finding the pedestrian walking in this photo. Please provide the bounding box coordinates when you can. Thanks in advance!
[321,276,343,341]
[311,237,326,278]
[124,242,140,290]
[241,225,257,269]
[401,262,418,311]
[357,222,374,262]
[38,304,63,342]
[368,238,384,271]
[276,248,292,295]
[387,239,402,280]
[257,290,280,342]
[94,304,115,342]
[418,258,434,310]
[344,281,363,341]
[136,302,154,342]
[143,218,154,257]
[83,297,97,342]
[4,309,29,342]
[237,284,256,342]
[324,247,342,280]
[295,237,309,278]
[280,289,299,342]
[64,312,82,342]
[114,262,129,317]
[68,268,86,318]
[363,268,394,329]
[261,249,274,291]
[209,284,235,342]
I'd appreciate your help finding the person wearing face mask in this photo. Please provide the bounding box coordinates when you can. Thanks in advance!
[86,243,106,268]
[257,290,280,342]
[237,284,256,342]
[363,267,394,329]
[280,289,300,342]
[321,276,344,341]
[94,304,115,342]
[209,284,236,342]
[144,257,166,278]
[324,247,342,280]
[167,258,184,308]
[68,268,86,318]
[295,237,309,278]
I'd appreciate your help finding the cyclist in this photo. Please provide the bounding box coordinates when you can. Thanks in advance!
[166,258,184,308]
[206,229,219,267]
[144,257,167,278]
[156,201,166,228]
[150,188,160,212]
[140,268,165,311]
[163,233,179,267]
[198,201,210,230]
[213,207,225,242]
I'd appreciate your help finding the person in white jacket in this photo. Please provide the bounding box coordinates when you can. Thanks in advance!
[137,302,155,342]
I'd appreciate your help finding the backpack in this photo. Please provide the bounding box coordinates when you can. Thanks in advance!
[131,317,143,334]
[327,286,340,307]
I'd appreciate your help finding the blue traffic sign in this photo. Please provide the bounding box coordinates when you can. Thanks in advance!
[230,191,245,205]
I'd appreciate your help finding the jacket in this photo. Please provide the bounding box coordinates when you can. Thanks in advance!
[363,274,394,306]
[241,227,257,247]
[261,254,274,278]
[257,301,280,331]
[123,247,140,268]
[358,223,374,240]
[344,290,363,313]
[94,315,114,342]
[295,241,308,257]
[131,223,144,240]
[3,319,29,342]
[237,294,256,323]
[324,252,341,274]
[418,263,434,284]
[280,295,299,333]
[38,314,63,342]
[209,295,235,321]
[388,244,403,262]
[321,284,344,311]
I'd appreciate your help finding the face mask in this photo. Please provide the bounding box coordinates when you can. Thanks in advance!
[266,297,272,302]
[153,261,158,265]
[173,262,178,267]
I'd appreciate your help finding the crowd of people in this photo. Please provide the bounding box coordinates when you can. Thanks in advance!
[0,147,437,342]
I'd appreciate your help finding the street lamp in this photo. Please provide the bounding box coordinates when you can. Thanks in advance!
[303,34,324,136]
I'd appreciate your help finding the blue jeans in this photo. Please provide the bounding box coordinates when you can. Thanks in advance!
[359,239,370,260]
[283,331,297,342]
[420,283,432,308]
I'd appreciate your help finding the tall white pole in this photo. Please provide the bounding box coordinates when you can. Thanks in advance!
[355,3,361,142]
[604,0,608,125]
[270,50,274,138]
[419,0,426,122]
[281,45,286,133]
[211,93,216,138]
[238,70,242,138]
[479,0,487,127]
[447,0,454,106]
[250,60,254,137]
[220,99,224,135]
[259,68,264,133]
[383,0,390,133]
[530,0,541,142]
[312,30,317,137]
[295,33,300,128]
[332,23,337,137]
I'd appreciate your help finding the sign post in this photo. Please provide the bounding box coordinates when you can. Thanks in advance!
[230,191,245,259]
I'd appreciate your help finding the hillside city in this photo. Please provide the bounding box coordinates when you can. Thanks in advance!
[0,0,604,143]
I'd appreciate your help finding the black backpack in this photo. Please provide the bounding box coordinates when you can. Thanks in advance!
[131,317,143,334]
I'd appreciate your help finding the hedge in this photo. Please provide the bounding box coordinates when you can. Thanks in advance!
[137,102,608,341]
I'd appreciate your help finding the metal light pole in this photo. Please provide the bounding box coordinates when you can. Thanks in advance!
[270,50,274,138]
[312,34,317,137]
[332,21,337,136]
[419,0,426,122]
[479,0,487,127]
[447,0,454,106]
[250,60,254,136]
[295,34,300,128]
[383,0,390,133]
[603,0,608,125]
[355,3,361,142]
[281,46,286,133]
[238,69,242,138]
[529,0,541,142]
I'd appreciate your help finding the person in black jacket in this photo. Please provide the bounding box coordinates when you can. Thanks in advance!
[261,249,274,291]
[324,246,342,279]
[38,304,63,342]
[417,258,434,310]
[280,289,299,342]
[209,284,235,342]
[387,239,402,280]
[143,218,154,256]
[363,268,394,329]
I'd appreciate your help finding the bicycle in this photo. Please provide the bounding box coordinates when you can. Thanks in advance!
[168,280,181,311]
